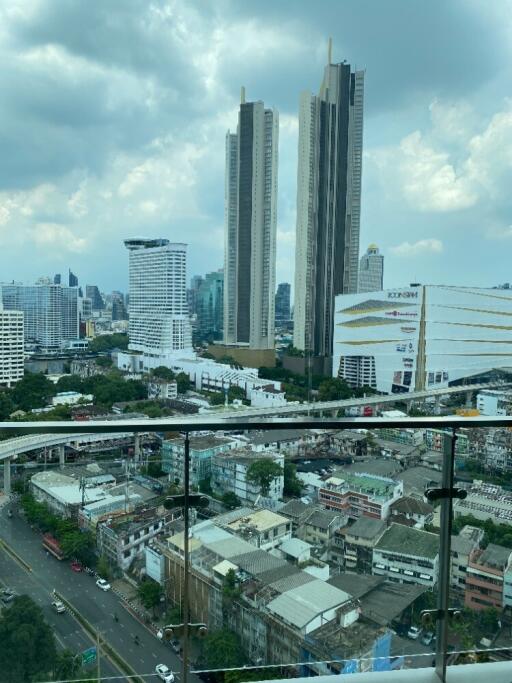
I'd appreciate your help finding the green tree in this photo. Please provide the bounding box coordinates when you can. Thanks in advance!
[138,578,162,610]
[95,355,113,368]
[0,391,15,419]
[96,556,111,580]
[284,344,305,358]
[53,649,82,681]
[176,372,190,394]
[152,366,176,381]
[222,492,241,509]
[199,478,212,495]
[203,629,244,670]
[318,377,352,401]
[56,375,84,393]
[246,458,283,497]
[227,386,245,402]
[209,392,226,406]
[283,461,302,497]
[88,333,128,352]
[12,372,57,411]
[0,595,58,682]
[60,529,95,563]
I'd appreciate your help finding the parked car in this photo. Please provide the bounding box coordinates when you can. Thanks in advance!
[1,589,16,604]
[70,561,83,573]
[96,578,111,592]
[155,664,175,682]
[170,639,181,654]
[407,625,422,640]
[52,600,65,614]
[421,632,434,646]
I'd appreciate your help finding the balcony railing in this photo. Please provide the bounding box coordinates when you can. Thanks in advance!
[1,415,512,683]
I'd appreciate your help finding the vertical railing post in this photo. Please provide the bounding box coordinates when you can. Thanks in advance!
[434,427,457,682]
[182,431,190,683]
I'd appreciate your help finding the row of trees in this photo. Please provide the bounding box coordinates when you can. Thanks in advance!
[20,492,96,566]
[0,595,95,682]
[452,513,512,549]
[88,332,129,352]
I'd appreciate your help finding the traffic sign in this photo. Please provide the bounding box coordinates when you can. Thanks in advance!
[81,647,97,665]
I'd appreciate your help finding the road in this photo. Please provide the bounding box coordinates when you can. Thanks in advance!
[0,504,197,683]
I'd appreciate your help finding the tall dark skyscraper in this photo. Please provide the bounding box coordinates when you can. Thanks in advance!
[53,274,61,285]
[224,88,278,350]
[69,269,78,287]
[275,282,291,324]
[293,41,364,367]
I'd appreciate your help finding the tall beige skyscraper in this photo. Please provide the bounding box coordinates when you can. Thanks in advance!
[294,44,364,369]
[224,89,279,350]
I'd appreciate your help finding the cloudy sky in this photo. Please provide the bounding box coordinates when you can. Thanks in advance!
[1,0,511,296]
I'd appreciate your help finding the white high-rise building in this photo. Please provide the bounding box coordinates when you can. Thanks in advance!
[0,307,24,387]
[1,283,78,352]
[124,238,192,360]
[223,89,278,350]
[294,42,364,366]
[358,244,384,293]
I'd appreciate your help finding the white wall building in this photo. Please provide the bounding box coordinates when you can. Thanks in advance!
[0,308,24,387]
[147,379,178,400]
[224,91,278,350]
[211,447,284,504]
[52,391,94,406]
[476,389,512,416]
[125,238,192,362]
[358,244,384,293]
[334,285,512,393]
[250,384,287,408]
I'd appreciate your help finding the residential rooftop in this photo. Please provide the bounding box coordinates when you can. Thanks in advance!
[375,523,439,560]
[247,429,304,446]
[304,509,344,530]
[473,543,512,570]
[164,434,235,450]
[390,496,434,516]
[323,471,399,498]
[343,516,387,540]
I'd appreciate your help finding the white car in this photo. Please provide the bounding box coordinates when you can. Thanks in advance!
[407,625,422,640]
[155,664,175,682]
[96,579,111,592]
[52,600,65,613]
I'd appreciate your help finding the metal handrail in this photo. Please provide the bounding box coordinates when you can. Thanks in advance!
[3,414,512,683]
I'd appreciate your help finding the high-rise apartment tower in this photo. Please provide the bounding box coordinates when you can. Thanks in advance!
[0,306,24,387]
[224,89,278,350]
[124,238,192,358]
[358,244,384,293]
[275,283,291,325]
[294,42,364,367]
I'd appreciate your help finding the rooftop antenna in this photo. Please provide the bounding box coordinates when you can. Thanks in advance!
[327,37,332,64]
[241,86,246,104]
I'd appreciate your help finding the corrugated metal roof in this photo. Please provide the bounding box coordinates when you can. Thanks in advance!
[230,549,286,576]
[267,579,351,629]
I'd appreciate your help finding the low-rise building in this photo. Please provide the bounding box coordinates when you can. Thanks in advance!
[214,507,292,551]
[52,391,94,406]
[243,429,306,456]
[147,378,177,400]
[299,509,346,552]
[389,496,434,529]
[453,481,512,524]
[465,543,512,611]
[476,389,512,416]
[278,499,312,533]
[162,434,239,487]
[97,508,177,571]
[372,523,439,587]
[319,472,403,521]
[211,447,284,504]
[335,517,387,573]
[250,385,287,408]
[450,525,484,593]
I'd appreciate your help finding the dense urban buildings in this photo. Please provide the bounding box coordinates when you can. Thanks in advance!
[333,285,512,393]
[358,244,384,293]
[0,307,24,387]
[223,89,278,351]
[293,43,364,371]
[2,282,79,352]
[85,284,105,311]
[275,282,291,325]
[124,238,192,365]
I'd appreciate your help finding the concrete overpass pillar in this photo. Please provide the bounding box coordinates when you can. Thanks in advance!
[58,444,65,469]
[3,458,11,497]
[134,433,141,463]
[465,391,473,408]
[434,395,441,414]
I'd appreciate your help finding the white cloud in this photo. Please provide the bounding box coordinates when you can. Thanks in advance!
[32,223,87,253]
[487,224,512,240]
[389,238,443,257]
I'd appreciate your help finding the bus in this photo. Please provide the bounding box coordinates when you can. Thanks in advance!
[42,533,65,560]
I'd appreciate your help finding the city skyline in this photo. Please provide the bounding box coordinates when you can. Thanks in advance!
[0,2,509,294]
